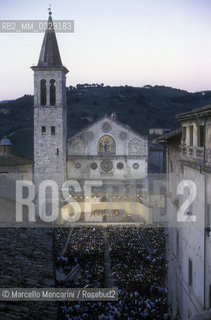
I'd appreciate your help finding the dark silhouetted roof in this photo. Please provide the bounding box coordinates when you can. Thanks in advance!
[152,128,182,144]
[38,14,62,67]
[0,154,33,166]
[176,104,211,120]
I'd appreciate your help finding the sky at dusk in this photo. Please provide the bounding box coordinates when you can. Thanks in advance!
[1,0,211,99]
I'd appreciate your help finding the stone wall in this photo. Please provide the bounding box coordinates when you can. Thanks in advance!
[34,105,67,189]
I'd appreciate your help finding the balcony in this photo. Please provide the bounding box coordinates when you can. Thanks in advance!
[180,146,211,164]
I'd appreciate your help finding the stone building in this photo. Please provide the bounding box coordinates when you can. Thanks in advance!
[156,105,211,320]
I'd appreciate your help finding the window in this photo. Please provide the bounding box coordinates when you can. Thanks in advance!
[188,309,192,319]
[188,259,193,286]
[197,126,204,147]
[176,229,179,259]
[133,163,139,169]
[187,195,193,216]
[207,203,211,232]
[209,285,211,308]
[40,79,46,106]
[101,159,113,172]
[170,160,173,172]
[189,126,193,146]
[50,79,56,106]
[56,148,59,155]
[41,126,46,134]
[182,126,187,143]
[117,162,124,170]
[51,126,56,135]
[90,162,98,170]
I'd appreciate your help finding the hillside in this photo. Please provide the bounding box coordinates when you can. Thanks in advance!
[1,85,211,160]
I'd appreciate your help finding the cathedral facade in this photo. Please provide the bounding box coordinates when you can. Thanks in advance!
[67,115,148,181]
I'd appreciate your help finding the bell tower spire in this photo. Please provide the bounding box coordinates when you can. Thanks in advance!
[38,8,63,68]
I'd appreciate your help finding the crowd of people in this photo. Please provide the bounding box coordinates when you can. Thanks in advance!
[54,227,70,256]
[55,225,169,320]
[108,226,168,319]
[56,227,105,288]
[140,225,167,279]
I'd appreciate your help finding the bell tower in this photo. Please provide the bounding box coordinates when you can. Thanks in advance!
[32,10,68,191]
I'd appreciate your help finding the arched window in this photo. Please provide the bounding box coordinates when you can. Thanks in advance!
[98,135,116,155]
[50,79,56,106]
[40,79,46,106]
